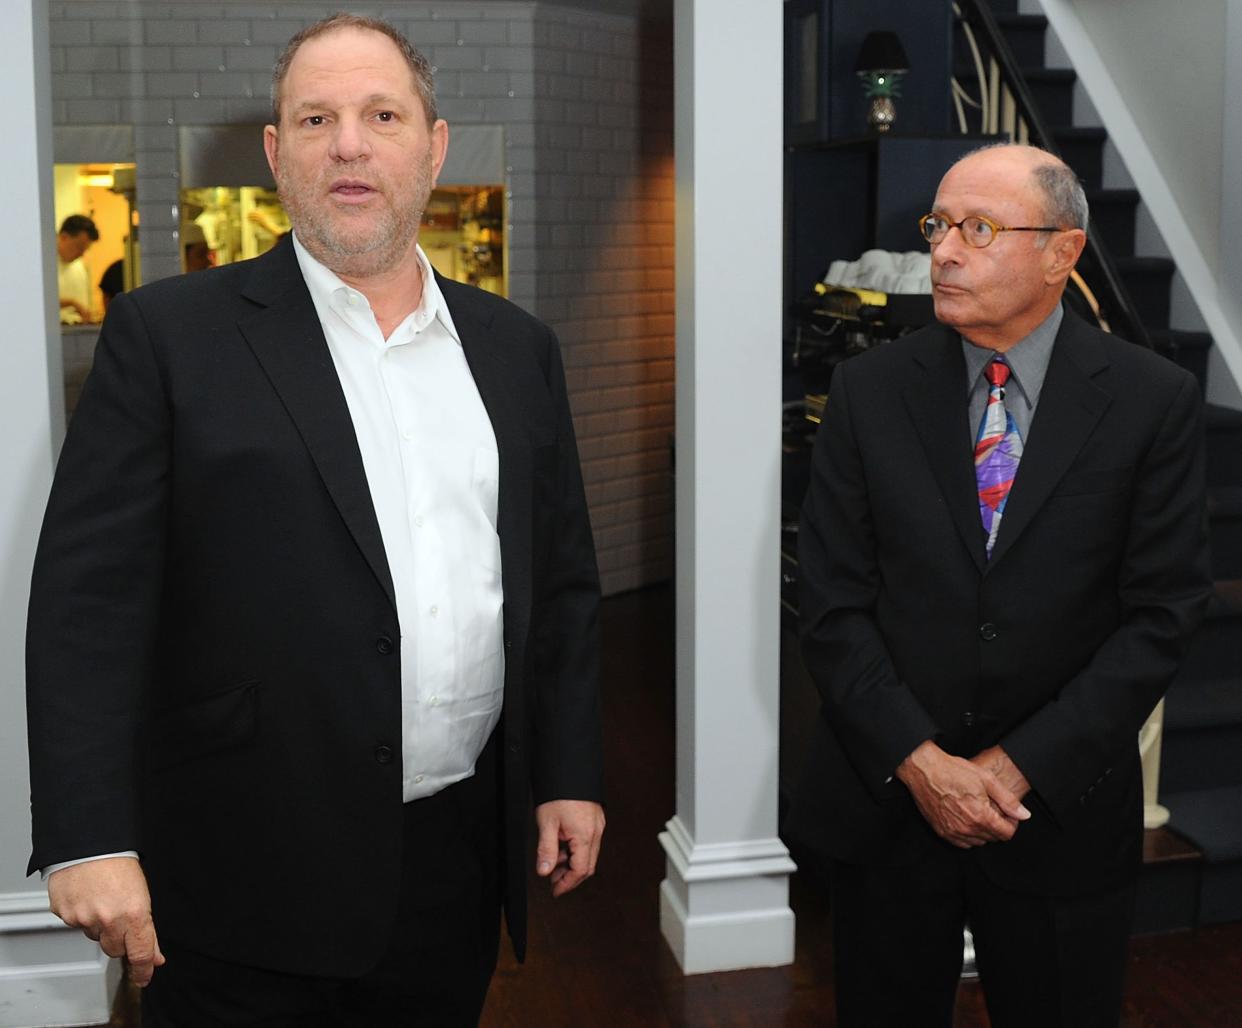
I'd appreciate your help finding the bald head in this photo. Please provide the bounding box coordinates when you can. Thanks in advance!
[928,143,1089,351]
[950,144,1088,235]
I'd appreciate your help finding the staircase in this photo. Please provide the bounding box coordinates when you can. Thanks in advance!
[958,0,1242,931]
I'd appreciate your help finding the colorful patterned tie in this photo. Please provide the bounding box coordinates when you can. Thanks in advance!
[975,358,1023,557]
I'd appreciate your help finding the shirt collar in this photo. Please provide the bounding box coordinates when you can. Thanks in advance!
[290,231,461,346]
[961,302,1062,411]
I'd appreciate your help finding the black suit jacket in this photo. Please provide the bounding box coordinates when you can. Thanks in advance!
[786,310,1209,896]
[26,237,603,975]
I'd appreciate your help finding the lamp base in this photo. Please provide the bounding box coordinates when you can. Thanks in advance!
[867,96,897,133]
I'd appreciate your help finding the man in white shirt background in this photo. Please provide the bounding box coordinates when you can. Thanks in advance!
[27,14,604,1025]
[56,214,98,324]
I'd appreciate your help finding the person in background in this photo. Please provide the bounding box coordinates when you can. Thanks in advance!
[787,143,1210,1027]
[57,214,99,324]
[99,259,125,311]
[181,221,214,273]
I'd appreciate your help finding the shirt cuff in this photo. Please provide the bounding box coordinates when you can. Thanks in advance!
[42,851,140,881]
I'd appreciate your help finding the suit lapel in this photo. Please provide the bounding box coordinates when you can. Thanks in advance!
[987,315,1111,565]
[439,276,534,649]
[235,239,397,612]
[903,327,988,573]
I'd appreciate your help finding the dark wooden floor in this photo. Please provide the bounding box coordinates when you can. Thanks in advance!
[112,585,1242,1025]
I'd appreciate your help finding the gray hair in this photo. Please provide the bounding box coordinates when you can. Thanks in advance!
[271,13,438,125]
[1031,160,1089,231]
[956,142,1089,232]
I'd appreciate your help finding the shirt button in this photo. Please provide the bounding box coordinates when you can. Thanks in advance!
[414,515,424,528]
[429,696,439,707]
[961,711,976,728]
[979,623,997,641]
[376,636,395,655]
[414,774,425,784]
[429,605,439,617]
[373,745,393,764]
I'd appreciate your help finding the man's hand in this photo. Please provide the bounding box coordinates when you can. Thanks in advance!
[970,744,1032,802]
[896,740,1031,848]
[47,857,164,987]
[59,297,93,321]
[534,799,605,898]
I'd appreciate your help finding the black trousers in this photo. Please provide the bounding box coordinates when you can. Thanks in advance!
[830,847,1136,1028]
[144,739,504,1027]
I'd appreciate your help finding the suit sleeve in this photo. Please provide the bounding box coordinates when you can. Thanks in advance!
[1001,370,1210,822]
[528,326,604,806]
[798,359,939,798]
[26,292,171,873]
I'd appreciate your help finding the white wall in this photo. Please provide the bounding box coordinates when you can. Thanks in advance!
[1,5,119,1025]
[1069,0,1226,276]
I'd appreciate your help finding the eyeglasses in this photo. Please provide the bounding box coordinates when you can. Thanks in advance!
[918,212,1064,248]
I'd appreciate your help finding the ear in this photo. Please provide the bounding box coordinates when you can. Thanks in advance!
[428,119,450,188]
[1043,227,1086,285]
[262,124,280,182]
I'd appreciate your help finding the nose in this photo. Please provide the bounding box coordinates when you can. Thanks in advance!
[329,114,370,163]
[932,224,968,266]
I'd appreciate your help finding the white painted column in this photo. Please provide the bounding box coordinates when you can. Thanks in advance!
[0,2,118,1024]
[659,0,795,975]
[1222,0,1242,323]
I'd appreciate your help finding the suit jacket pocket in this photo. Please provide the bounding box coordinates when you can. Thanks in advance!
[1050,465,1133,498]
[148,681,258,771]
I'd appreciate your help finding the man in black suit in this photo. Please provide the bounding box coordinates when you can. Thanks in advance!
[787,144,1209,1026]
[27,14,604,1025]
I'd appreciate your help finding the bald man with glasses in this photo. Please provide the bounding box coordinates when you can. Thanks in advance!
[786,144,1210,1027]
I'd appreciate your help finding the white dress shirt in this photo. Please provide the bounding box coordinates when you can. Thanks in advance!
[44,237,506,876]
[293,234,505,802]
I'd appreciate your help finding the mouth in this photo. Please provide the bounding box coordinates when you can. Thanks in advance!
[328,179,378,205]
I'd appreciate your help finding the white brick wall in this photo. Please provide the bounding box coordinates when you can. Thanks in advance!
[49,0,674,596]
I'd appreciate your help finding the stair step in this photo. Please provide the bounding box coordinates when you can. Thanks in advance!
[1113,256,1174,329]
[1149,328,1211,396]
[1172,579,1242,681]
[1161,675,1242,793]
[1051,126,1107,189]
[949,67,1077,130]
[1163,784,1242,862]
[1024,67,1076,126]
[994,13,1050,68]
[1086,188,1140,259]
[1165,676,1242,732]
[1206,405,1242,487]
[1208,488,1242,578]
[1135,827,1201,934]
[1161,787,1242,925]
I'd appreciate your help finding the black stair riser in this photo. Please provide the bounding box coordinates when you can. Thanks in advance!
[1115,260,1174,329]
[949,68,1076,128]
[1173,617,1242,680]
[995,15,1050,68]
[1026,74,1074,126]
[1088,195,1139,259]
[1198,864,1242,924]
[1052,132,1105,190]
[1160,729,1242,794]
[1208,517,1242,578]
[1206,431,1242,488]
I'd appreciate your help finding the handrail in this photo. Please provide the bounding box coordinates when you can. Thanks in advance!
[953,0,1152,349]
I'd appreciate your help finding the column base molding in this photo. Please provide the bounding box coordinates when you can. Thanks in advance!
[0,892,117,1028]
[658,816,796,974]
